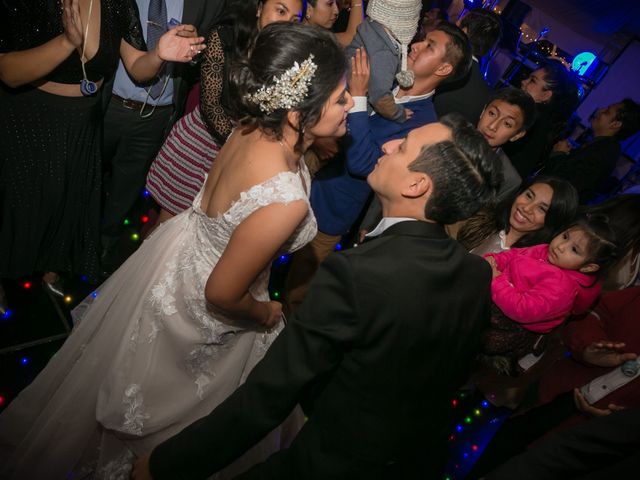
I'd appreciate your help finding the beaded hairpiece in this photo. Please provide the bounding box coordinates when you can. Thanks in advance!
[245,54,318,114]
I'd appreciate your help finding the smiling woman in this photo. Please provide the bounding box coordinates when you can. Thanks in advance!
[456,176,579,255]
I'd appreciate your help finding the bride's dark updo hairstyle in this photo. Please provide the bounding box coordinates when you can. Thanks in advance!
[228,22,346,153]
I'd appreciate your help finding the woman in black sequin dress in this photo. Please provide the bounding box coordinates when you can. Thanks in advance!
[0,0,204,288]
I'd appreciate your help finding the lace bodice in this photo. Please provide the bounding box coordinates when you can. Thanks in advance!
[144,160,317,340]
[192,161,317,259]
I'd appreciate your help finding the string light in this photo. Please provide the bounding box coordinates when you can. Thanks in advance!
[64,295,73,304]
[123,218,130,226]
[143,190,150,198]
[22,281,32,289]
[273,291,280,298]
[0,395,5,406]
[1,309,12,320]
[20,357,29,365]
[91,291,99,299]
[334,243,342,251]
[81,275,88,282]
[131,233,140,241]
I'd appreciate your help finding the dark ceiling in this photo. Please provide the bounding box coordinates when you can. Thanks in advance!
[526,0,640,42]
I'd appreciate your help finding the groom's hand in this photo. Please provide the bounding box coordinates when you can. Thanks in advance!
[131,453,153,480]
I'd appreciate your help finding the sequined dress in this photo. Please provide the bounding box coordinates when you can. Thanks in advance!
[0,0,145,281]
[0,163,317,479]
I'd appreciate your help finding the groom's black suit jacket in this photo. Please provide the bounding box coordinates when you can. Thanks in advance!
[150,221,492,479]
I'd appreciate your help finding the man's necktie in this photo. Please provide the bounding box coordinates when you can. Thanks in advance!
[147,0,168,99]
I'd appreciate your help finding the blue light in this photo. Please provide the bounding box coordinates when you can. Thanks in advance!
[20,357,29,365]
[143,189,150,198]
[456,424,463,432]
[91,291,99,299]
[1,309,12,320]
[463,0,482,9]
[572,51,596,76]
[334,243,342,251]
[481,400,489,408]
[81,275,88,282]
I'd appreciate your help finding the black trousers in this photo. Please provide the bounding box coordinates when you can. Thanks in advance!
[485,408,640,480]
[101,97,173,239]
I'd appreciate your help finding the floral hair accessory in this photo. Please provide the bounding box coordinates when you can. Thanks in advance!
[245,54,318,114]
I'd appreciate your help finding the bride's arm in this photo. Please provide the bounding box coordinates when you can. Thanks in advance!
[205,200,309,328]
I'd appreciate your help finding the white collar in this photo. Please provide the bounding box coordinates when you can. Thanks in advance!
[365,217,418,238]
[392,86,435,105]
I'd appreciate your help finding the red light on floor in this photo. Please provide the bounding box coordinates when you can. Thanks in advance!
[141,215,149,224]
[23,281,32,289]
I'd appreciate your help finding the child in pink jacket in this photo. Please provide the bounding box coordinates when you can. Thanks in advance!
[483,215,618,363]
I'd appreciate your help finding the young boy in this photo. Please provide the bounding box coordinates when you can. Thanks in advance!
[477,87,536,201]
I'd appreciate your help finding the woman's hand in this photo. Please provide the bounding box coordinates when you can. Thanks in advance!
[573,388,625,417]
[61,0,83,51]
[262,301,283,330]
[581,341,637,367]
[485,255,501,278]
[349,48,370,97]
[131,453,153,480]
[157,25,205,63]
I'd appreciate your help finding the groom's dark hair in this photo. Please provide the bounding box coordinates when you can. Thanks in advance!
[408,113,502,224]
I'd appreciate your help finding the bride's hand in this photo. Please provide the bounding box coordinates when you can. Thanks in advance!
[262,301,283,330]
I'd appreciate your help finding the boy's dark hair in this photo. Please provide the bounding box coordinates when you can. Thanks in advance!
[408,113,502,224]
[432,22,473,84]
[488,87,537,132]
[569,214,619,277]
[614,98,640,141]
[459,8,502,58]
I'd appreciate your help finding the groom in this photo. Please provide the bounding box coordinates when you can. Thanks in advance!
[133,114,502,479]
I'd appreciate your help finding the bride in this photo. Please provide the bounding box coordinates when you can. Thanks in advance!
[0,23,353,479]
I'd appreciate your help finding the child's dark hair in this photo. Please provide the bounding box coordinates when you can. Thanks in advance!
[488,87,537,132]
[459,8,502,58]
[570,214,619,277]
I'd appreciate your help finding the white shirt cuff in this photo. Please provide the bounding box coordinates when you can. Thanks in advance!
[349,96,368,113]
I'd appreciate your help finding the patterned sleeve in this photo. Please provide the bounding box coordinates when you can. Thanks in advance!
[120,0,146,51]
[200,28,233,144]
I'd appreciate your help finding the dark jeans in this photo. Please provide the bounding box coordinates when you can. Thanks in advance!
[102,97,173,240]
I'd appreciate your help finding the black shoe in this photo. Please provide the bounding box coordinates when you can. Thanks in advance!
[43,278,65,298]
[0,286,9,317]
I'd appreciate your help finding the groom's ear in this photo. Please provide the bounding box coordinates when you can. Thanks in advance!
[401,172,432,199]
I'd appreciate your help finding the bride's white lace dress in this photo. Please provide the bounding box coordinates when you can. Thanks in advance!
[0,162,316,479]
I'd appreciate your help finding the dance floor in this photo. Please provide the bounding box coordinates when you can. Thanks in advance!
[0,200,506,479]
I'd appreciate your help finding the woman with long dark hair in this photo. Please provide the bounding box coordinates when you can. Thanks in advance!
[0,23,353,479]
[457,176,579,254]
